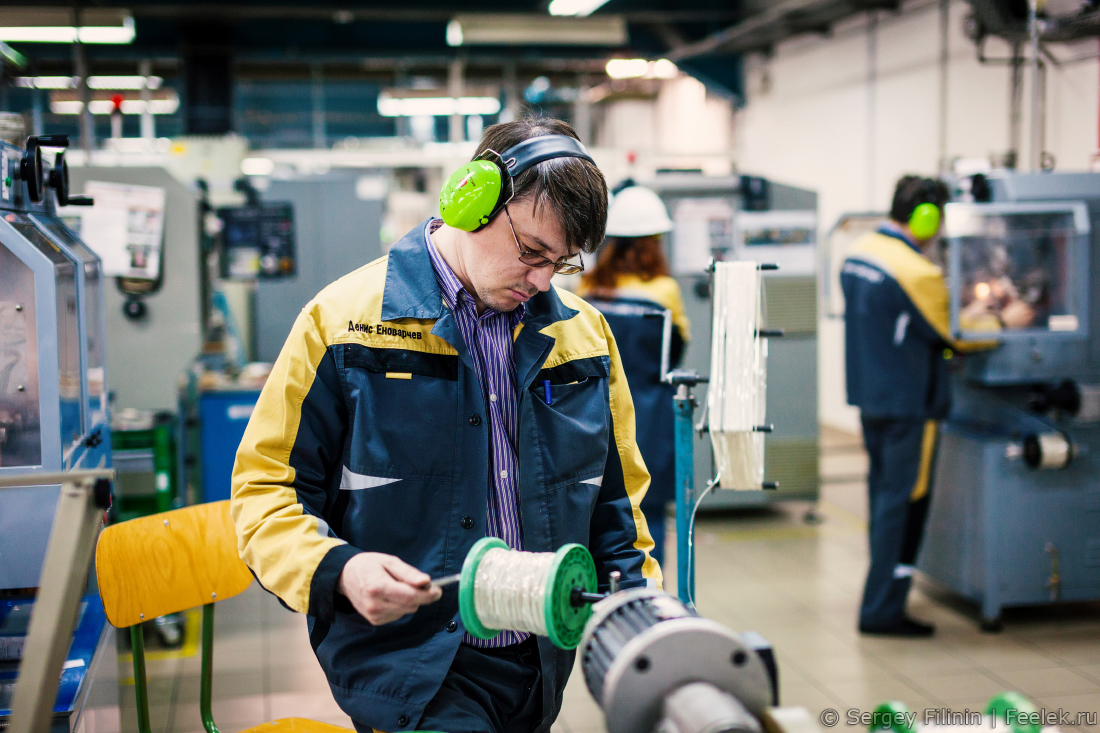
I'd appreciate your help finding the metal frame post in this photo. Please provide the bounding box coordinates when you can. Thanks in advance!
[3,469,114,733]
[674,383,697,605]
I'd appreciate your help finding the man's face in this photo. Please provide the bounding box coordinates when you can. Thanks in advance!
[465,197,576,312]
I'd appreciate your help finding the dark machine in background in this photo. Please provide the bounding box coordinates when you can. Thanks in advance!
[919,172,1100,630]
[649,174,820,512]
[251,172,385,363]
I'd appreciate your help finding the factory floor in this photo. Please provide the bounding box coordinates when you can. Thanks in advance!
[88,427,1100,733]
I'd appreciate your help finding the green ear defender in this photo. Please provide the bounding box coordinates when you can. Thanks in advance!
[439,159,504,232]
[909,202,941,241]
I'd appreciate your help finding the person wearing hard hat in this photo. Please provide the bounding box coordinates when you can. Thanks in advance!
[577,183,689,568]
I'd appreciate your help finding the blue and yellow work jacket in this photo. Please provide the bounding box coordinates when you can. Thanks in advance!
[841,227,989,420]
[230,220,660,732]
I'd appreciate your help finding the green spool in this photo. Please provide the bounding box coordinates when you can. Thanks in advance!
[459,536,508,641]
[870,701,915,733]
[543,543,597,650]
[456,538,597,650]
[986,692,1040,733]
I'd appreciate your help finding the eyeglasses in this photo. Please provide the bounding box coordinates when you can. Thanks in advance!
[503,206,585,275]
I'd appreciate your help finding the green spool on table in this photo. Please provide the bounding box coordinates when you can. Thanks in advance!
[458,537,598,650]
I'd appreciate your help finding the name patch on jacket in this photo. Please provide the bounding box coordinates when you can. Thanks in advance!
[348,321,424,340]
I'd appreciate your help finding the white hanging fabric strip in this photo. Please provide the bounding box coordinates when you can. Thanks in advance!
[707,261,768,490]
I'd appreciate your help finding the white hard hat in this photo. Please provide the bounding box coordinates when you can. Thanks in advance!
[605,185,673,237]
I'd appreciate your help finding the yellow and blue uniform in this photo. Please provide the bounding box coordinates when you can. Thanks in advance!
[230,220,659,732]
[842,224,989,628]
[576,274,689,567]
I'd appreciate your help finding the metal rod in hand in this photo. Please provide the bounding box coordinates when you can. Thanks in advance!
[430,574,461,589]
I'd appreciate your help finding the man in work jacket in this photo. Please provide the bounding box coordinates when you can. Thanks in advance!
[230,117,660,733]
[841,175,992,637]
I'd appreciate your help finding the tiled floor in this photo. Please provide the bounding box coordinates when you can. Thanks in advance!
[103,427,1100,733]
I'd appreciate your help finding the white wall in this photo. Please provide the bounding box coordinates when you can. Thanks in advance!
[734,0,1100,431]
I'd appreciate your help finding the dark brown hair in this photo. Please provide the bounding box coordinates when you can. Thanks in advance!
[890,175,950,224]
[584,235,671,290]
[474,117,608,255]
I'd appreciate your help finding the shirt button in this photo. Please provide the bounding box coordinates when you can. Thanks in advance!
[397,715,410,727]
[461,516,474,529]
[468,414,481,426]
[490,393,498,402]
[500,470,508,479]
[447,620,458,633]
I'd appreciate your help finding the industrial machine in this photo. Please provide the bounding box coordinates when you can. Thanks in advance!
[0,135,113,731]
[919,171,1100,630]
[649,174,820,511]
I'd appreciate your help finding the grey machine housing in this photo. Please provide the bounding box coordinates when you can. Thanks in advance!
[579,588,773,733]
[919,171,1100,629]
[0,137,113,590]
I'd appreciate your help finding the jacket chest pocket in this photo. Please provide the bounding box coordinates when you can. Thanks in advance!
[528,356,611,488]
[340,343,460,478]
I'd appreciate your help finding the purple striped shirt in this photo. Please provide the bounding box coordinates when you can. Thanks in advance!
[424,220,528,648]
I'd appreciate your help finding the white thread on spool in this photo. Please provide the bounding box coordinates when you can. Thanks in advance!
[707,261,767,489]
[473,547,555,635]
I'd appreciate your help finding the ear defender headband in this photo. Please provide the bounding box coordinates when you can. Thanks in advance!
[909,202,942,241]
[439,135,596,232]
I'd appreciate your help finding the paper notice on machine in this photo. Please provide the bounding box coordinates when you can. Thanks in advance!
[62,181,167,280]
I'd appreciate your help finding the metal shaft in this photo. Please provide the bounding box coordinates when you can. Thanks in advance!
[674,389,697,605]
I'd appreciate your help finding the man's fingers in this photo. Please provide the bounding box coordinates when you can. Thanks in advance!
[380,555,432,588]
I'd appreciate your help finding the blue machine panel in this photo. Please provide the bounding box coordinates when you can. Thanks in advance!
[199,390,261,502]
[0,594,107,719]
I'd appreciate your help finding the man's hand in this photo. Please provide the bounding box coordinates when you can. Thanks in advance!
[338,553,443,625]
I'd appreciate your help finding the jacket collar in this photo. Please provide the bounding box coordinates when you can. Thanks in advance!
[381,217,578,329]
[876,221,922,254]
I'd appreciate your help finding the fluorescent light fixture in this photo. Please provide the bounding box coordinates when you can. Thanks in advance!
[605,59,649,79]
[651,59,679,79]
[49,97,179,115]
[241,157,276,176]
[15,75,163,90]
[15,76,75,89]
[0,9,134,44]
[377,94,501,117]
[447,14,627,46]
[88,75,162,90]
[548,0,611,16]
[605,58,679,79]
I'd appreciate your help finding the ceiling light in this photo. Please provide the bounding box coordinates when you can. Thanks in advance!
[377,95,501,117]
[14,76,75,89]
[0,9,134,44]
[605,58,679,80]
[446,20,463,47]
[447,14,626,46]
[651,59,679,79]
[49,97,179,115]
[88,75,162,90]
[547,0,611,16]
[605,59,649,79]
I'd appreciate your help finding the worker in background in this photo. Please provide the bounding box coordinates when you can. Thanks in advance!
[230,117,659,733]
[577,184,690,567]
[841,175,994,637]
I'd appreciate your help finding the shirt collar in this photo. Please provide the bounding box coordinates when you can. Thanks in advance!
[423,218,526,323]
